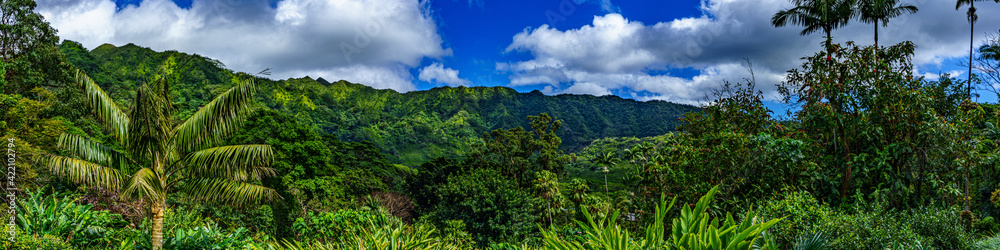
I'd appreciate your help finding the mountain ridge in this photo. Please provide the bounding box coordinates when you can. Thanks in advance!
[59,40,699,165]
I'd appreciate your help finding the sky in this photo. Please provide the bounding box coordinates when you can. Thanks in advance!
[34,0,1000,108]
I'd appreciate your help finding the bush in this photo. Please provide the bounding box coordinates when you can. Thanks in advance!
[0,231,72,250]
[976,234,1000,249]
[817,208,928,250]
[903,206,975,249]
[755,191,931,249]
[161,222,256,250]
[542,186,782,249]
[292,207,392,243]
[432,168,540,247]
[13,190,127,248]
[248,220,460,250]
[754,191,832,248]
[124,217,261,250]
[178,204,275,235]
[975,216,999,236]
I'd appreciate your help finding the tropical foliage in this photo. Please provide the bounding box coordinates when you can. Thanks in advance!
[5,0,1000,249]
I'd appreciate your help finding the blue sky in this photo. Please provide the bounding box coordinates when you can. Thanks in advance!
[35,0,1000,107]
[421,0,700,92]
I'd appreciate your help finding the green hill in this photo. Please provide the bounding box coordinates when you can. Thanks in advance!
[59,41,698,165]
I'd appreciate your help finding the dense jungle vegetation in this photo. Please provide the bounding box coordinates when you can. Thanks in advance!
[4,0,1000,249]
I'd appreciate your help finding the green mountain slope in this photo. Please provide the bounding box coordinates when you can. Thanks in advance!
[60,41,698,165]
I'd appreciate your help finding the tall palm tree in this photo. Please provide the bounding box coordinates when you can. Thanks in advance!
[772,0,856,58]
[534,170,559,225]
[957,0,1000,98]
[593,151,619,202]
[858,0,918,47]
[46,69,278,250]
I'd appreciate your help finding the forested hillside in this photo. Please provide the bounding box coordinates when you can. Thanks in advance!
[59,41,697,165]
[8,0,1000,249]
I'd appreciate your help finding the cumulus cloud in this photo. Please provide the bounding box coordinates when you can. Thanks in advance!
[37,0,449,92]
[562,82,612,96]
[502,0,1000,104]
[418,62,471,86]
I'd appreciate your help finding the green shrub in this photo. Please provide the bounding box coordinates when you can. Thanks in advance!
[755,191,931,249]
[902,206,975,249]
[542,186,782,249]
[125,219,260,250]
[13,190,127,248]
[172,203,275,235]
[433,167,541,247]
[249,221,458,250]
[161,222,256,250]
[291,207,392,243]
[0,230,72,250]
[754,191,832,248]
[817,209,927,250]
[975,216,999,236]
[976,234,1000,249]
[439,219,476,248]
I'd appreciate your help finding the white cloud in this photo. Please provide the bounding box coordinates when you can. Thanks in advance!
[562,82,612,96]
[418,62,471,86]
[502,0,1000,105]
[37,0,449,92]
[286,64,416,92]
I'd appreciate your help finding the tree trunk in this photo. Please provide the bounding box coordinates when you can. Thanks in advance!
[874,22,879,47]
[546,201,553,225]
[151,200,165,250]
[969,15,975,99]
[826,28,833,61]
[604,172,609,202]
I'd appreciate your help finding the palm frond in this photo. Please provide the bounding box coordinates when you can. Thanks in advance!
[74,69,129,143]
[46,155,124,189]
[182,144,276,182]
[58,133,138,172]
[773,0,854,35]
[121,168,165,202]
[182,178,279,207]
[173,79,258,154]
[127,82,174,162]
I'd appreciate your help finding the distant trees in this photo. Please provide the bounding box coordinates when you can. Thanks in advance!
[976,32,1000,96]
[406,113,569,247]
[858,0,918,46]
[957,0,1000,97]
[467,113,568,184]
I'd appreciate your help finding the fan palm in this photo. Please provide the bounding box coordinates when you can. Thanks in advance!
[46,69,278,250]
[772,0,856,58]
[957,0,1000,98]
[858,0,918,47]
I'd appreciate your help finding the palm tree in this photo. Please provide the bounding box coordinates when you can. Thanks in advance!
[46,69,278,250]
[957,0,999,98]
[858,0,918,47]
[772,0,856,58]
[534,170,560,225]
[982,43,1000,60]
[593,151,619,202]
